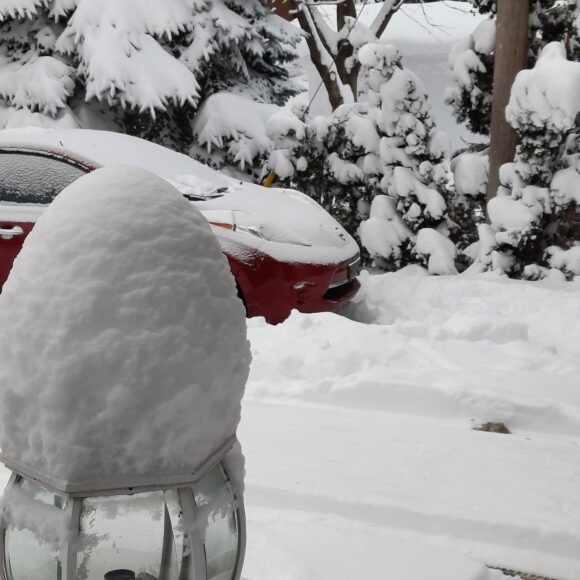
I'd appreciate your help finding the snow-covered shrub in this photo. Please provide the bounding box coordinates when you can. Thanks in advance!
[486,43,580,278]
[267,96,376,241]
[447,0,575,137]
[269,42,456,275]
[449,147,489,267]
[446,19,495,135]
[0,0,301,166]
[357,43,455,274]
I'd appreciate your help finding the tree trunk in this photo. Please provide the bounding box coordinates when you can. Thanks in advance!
[267,0,295,21]
[336,0,357,96]
[288,0,404,112]
[486,0,529,209]
[295,6,345,110]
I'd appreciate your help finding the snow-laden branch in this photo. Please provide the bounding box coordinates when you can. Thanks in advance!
[296,3,353,108]
[370,0,406,38]
[309,5,339,54]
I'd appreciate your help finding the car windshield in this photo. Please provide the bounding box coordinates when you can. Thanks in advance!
[0,150,89,204]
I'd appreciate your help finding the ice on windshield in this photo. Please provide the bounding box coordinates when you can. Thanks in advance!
[0,151,88,204]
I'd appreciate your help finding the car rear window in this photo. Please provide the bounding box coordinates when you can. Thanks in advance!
[0,151,89,204]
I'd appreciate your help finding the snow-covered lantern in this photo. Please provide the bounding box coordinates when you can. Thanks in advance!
[0,167,251,580]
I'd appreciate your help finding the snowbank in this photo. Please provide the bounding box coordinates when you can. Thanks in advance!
[241,271,580,579]
[246,271,580,437]
[0,166,250,490]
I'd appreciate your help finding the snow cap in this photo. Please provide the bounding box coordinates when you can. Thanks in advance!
[0,166,250,492]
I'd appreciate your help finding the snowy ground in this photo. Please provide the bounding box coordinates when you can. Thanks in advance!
[240,270,580,580]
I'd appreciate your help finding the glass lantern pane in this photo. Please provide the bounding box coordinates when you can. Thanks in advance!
[194,466,239,580]
[77,490,190,580]
[5,528,62,580]
[4,478,67,580]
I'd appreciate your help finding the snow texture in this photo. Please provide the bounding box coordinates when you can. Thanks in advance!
[270,38,453,274]
[415,228,458,275]
[192,92,279,173]
[0,166,250,489]
[547,245,580,276]
[359,195,411,263]
[446,17,495,135]
[0,56,75,116]
[1,485,70,548]
[452,150,488,198]
[239,270,580,580]
[506,42,580,135]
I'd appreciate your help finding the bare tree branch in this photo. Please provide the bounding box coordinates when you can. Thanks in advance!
[289,0,347,109]
[370,0,406,38]
[286,0,412,111]
[309,5,338,57]
[336,0,357,90]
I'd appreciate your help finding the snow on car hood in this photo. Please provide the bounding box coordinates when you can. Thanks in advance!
[197,185,359,265]
[0,128,359,264]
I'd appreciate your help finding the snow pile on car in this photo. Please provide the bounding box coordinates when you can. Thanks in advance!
[0,166,250,489]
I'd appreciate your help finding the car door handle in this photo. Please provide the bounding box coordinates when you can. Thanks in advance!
[0,226,24,239]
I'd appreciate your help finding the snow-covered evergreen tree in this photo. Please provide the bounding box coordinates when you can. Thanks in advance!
[268,42,456,275]
[482,43,580,279]
[447,0,574,138]
[357,43,455,274]
[0,0,301,160]
[446,18,495,136]
[450,147,489,266]
[446,1,580,274]
[267,96,375,240]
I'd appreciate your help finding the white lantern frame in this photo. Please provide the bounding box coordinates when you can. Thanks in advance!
[0,437,246,580]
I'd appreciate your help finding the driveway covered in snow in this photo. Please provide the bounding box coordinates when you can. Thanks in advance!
[240,271,580,580]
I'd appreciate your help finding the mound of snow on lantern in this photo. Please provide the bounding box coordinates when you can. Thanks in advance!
[0,166,250,490]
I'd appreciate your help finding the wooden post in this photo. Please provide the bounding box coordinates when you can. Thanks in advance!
[486,0,529,208]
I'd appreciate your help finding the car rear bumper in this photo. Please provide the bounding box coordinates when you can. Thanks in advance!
[227,251,361,324]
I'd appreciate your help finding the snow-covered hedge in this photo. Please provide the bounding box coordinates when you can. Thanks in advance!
[481,43,580,279]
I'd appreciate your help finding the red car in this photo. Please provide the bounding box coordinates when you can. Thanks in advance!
[0,129,360,324]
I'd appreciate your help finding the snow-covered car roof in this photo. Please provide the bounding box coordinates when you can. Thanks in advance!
[0,128,359,265]
[0,127,229,188]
